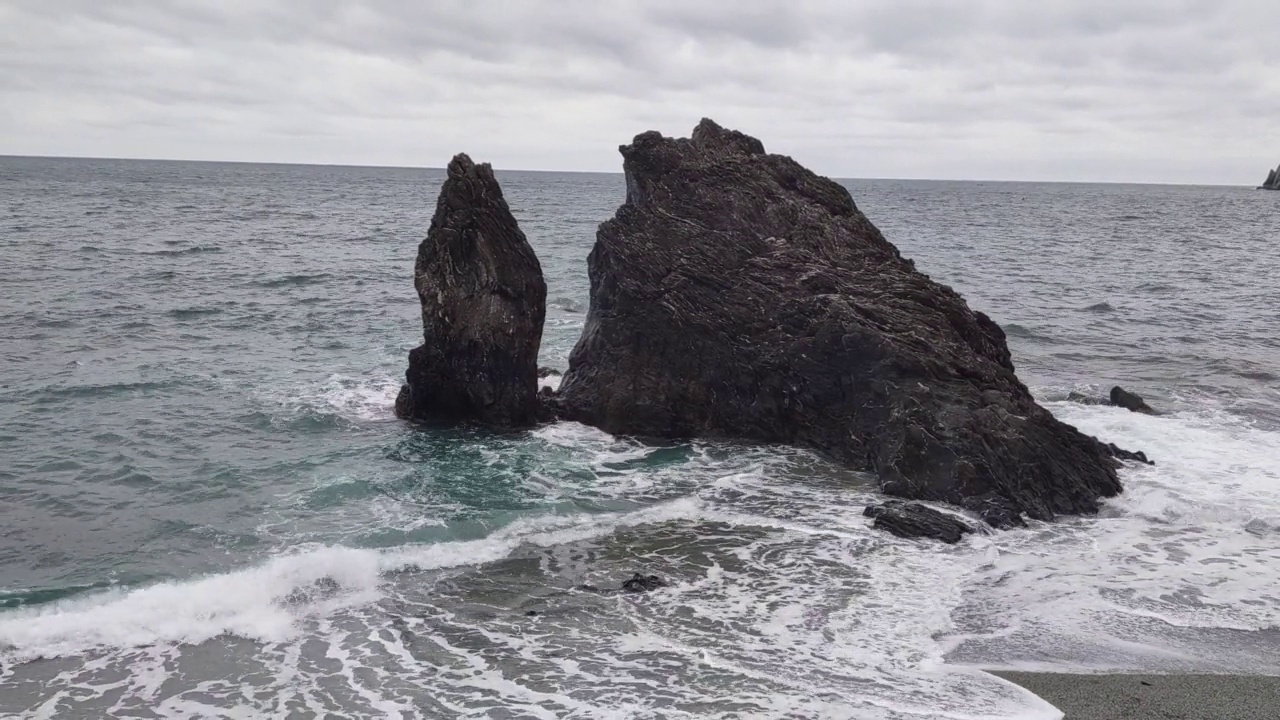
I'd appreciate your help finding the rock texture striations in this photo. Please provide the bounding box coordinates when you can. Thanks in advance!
[863,502,976,544]
[554,119,1135,526]
[395,153,546,427]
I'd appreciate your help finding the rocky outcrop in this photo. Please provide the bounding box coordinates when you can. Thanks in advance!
[864,501,976,543]
[1106,443,1151,465]
[1066,391,1109,406]
[1110,386,1159,415]
[395,153,546,427]
[1065,386,1162,425]
[577,573,670,594]
[960,493,1028,529]
[554,119,1137,524]
[1260,164,1280,190]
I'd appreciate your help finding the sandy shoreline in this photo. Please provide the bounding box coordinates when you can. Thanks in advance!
[989,671,1280,720]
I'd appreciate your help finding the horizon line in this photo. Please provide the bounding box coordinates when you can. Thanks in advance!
[0,152,1251,188]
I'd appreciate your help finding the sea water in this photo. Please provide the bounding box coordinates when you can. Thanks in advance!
[1,157,1278,718]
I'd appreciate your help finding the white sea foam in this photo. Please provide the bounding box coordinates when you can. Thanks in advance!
[0,498,704,662]
[309,373,402,421]
[5,401,1278,717]
[943,401,1280,672]
[0,546,381,659]
[261,373,401,424]
[538,372,562,392]
[529,419,626,450]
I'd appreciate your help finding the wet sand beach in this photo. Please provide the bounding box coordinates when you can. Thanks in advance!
[990,671,1280,720]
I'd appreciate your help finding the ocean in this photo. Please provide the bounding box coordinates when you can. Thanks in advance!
[1,156,1278,719]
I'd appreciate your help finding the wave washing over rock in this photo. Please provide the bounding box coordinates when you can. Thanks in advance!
[403,119,1147,532]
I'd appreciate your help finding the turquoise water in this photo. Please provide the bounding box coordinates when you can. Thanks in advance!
[2,157,1278,718]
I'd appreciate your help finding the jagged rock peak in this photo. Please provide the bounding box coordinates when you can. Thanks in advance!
[690,117,766,156]
[395,152,547,427]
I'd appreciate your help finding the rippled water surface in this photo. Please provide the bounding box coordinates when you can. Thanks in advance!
[1,156,1278,718]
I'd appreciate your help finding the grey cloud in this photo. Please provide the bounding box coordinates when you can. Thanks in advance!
[1,0,1277,183]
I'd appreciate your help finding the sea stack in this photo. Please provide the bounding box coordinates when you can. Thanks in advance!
[1261,163,1280,190]
[395,153,546,427]
[554,119,1134,526]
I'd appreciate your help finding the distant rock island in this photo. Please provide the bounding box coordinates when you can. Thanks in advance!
[397,119,1149,537]
[1261,162,1280,190]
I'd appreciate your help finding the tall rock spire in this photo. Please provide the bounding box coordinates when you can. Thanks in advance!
[395,154,547,427]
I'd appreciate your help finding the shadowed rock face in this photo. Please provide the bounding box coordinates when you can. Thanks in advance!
[555,119,1130,523]
[395,153,546,427]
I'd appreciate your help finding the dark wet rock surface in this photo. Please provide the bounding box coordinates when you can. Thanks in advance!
[1111,386,1160,416]
[553,119,1138,525]
[1067,391,1110,406]
[396,153,546,427]
[1105,442,1153,465]
[577,573,670,594]
[864,501,976,543]
[960,493,1028,529]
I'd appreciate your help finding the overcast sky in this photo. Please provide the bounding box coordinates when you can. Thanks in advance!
[2,1,1277,183]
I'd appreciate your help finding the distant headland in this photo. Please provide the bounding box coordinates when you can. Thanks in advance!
[1260,162,1280,190]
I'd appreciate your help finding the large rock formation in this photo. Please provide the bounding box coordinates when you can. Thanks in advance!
[395,153,546,427]
[554,119,1133,523]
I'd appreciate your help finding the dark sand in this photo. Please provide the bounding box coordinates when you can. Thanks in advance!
[990,671,1280,720]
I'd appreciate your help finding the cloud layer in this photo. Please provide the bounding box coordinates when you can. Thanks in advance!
[2,1,1277,182]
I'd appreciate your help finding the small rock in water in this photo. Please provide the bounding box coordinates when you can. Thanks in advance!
[577,573,669,595]
[1066,391,1109,406]
[1110,386,1160,415]
[1244,518,1271,537]
[1106,442,1153,465]
[621,573,668,593]
[864,501,976,544]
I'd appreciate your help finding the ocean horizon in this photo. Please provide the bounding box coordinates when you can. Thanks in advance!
[2,153,1258,187]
